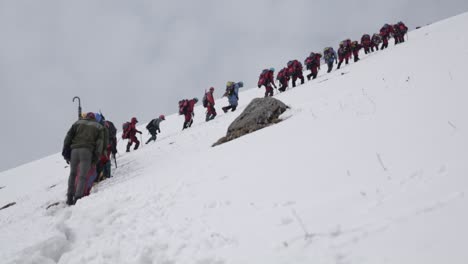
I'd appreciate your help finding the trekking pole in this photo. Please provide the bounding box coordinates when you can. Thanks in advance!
[72,96,82,120]
[140,134,143,148]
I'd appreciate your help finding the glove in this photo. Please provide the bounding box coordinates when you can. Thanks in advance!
[137,131,142,134]
[157,129,161,133]
[62,147,71,162]
[100,155,109,164]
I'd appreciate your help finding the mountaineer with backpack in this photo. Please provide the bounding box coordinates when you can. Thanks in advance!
[277,67,290,92]
[371,33,382,52]
[287,60,304,87]
[203,87,217,121]
[305,52,322,80]
[145,115,165,144]
[361,34,372,54]
[62,112,105,205]
[122,117,142,152]
[393,21,408,44]
[350,41,362,62]
[222,81,243,113]
[179,98,198,130]
[379,24,394,50]
[257,68,277,97]
[323,47,338,73]
[337,40,351,69]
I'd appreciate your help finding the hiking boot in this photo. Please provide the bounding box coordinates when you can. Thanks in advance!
[66,195,74,206]
[73,196,81,205]
[222,107,228,113]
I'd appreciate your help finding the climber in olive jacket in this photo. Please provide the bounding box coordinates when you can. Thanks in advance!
[62,112,105,205]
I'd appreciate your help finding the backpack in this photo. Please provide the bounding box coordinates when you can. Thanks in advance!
[372,34,382,43]
[225,84,239,100]
[146,119,155,130]
[179,100,188,115]
[304,56,314,69]
[122,122,131,139]
[258,69,270,87]
[398,22,407,33]
[105,121,117,139]
[202,93,208,108]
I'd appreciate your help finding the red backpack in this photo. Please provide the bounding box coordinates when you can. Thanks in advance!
[122,122,131,139]
[258,69,270,87]
[178,100,188,115]
[277,68,286,80]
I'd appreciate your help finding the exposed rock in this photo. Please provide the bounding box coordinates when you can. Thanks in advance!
[213,97,289,146]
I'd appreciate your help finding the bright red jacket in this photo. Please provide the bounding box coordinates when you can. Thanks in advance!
[206,92,215,106]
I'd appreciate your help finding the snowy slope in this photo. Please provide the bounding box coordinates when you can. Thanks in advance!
[1,13,468,264]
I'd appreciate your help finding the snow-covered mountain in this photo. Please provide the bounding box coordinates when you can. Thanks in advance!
[1,13,468,264]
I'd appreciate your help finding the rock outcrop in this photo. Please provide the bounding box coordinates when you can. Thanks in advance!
[213,97,289,146]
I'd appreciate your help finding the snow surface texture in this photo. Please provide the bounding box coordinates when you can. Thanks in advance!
[1,13,468,264]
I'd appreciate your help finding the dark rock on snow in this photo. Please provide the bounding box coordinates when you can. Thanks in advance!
[213,97,289,146]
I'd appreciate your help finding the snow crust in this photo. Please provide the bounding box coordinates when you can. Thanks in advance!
[1,12,468,264]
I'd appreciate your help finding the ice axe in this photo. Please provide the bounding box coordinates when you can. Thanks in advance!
[72,96,82,120]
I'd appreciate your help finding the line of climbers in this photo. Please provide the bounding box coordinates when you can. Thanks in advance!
[177,81,244,129]
[61,21,408,206]
[62,111,166,205]
[61,79,246,205]
[258,21,408,97]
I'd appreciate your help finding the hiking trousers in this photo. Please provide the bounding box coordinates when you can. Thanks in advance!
[146,130,157,144]
[67,148,93,199]
[126,134,140,151]
[264,85,274,97]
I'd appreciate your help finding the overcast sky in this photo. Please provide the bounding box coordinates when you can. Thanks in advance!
[1,0,467,172]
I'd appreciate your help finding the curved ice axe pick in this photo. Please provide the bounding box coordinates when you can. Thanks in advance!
[72,96,82,120]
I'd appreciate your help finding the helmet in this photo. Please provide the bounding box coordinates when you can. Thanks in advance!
[309,52,315,57]
[86,112,95,120]
[159,114,165,120]
[269,67,275,72]
[238,81,244,88]
[209,87,214,92]
[193,97,199,103]
[131,117,138,123]
[226,81,234,87]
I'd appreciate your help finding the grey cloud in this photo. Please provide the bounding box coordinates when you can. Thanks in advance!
[1,0,467,171]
